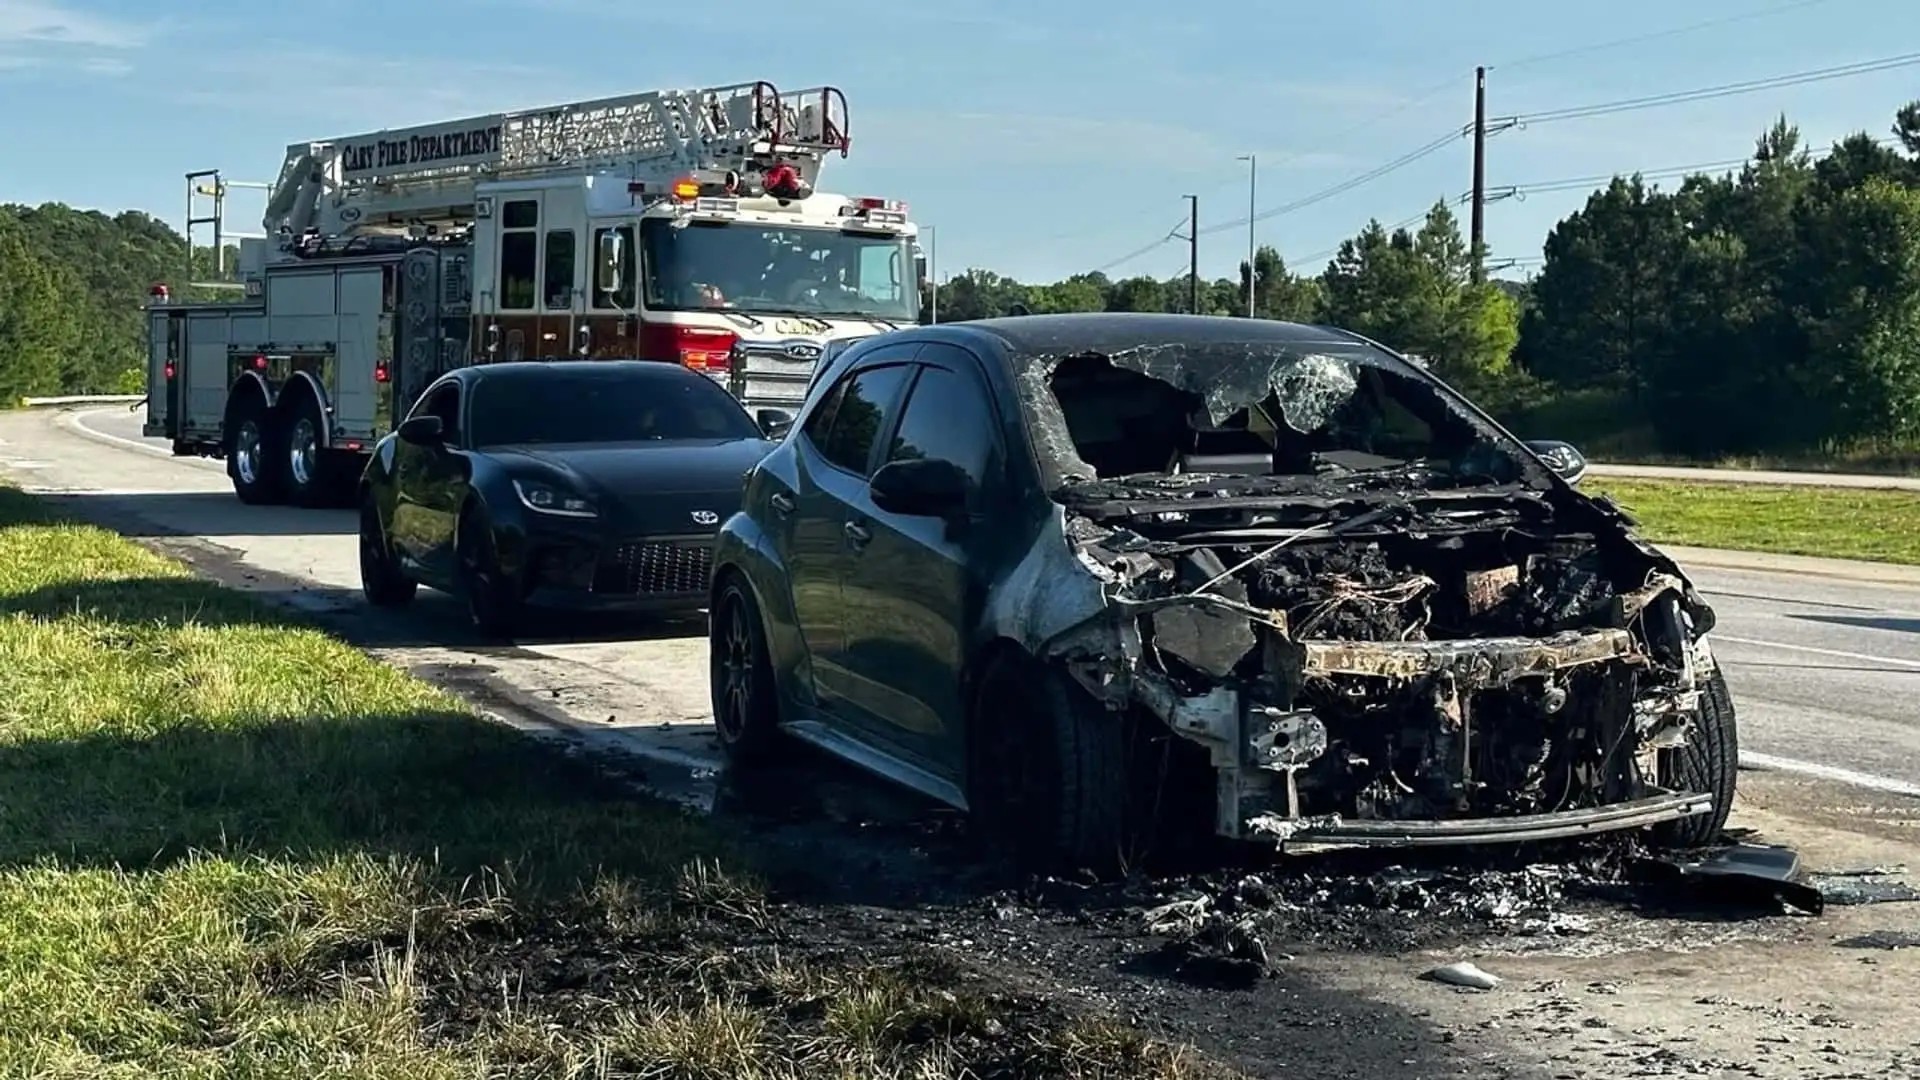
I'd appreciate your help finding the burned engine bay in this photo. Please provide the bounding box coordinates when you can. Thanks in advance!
[1014,336,1725,851]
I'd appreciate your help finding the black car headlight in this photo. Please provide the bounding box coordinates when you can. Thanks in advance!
[512,478,598,518]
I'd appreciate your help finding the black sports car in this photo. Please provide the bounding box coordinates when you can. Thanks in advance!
[358,360,785,635]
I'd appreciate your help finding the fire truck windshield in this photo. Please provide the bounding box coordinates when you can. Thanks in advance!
[640,218,919,323]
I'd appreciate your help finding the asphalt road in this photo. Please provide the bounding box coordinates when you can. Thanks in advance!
[14,404,1920,1077]
[9,404,1920,800]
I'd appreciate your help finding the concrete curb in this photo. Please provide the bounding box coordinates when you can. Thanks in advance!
[19,394,145,408]
[1663,543,1920,587]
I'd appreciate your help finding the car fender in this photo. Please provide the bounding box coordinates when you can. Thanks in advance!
[712,510,814,707]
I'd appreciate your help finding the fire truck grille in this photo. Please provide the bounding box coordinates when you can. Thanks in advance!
[593,539,712,596]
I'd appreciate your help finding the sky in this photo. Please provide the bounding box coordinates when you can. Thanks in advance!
[2,0,1918,286]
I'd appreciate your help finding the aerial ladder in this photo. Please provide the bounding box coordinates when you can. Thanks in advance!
[258,81,852,257]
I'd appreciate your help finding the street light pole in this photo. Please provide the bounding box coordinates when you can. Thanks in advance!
[1247,154,1256,318]
[925,225,938,324]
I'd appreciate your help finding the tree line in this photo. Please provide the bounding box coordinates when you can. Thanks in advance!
[928,102,1920,460]
[7,101,1919,461]
[0,203,237,402]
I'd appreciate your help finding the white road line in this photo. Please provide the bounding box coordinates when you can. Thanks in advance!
[1714,634,1920,671]
[1741,751,1920,799]
[61,409,179,458]
[18,486,209,497]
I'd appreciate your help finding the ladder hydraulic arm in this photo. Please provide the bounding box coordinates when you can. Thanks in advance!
[262,81,851,241]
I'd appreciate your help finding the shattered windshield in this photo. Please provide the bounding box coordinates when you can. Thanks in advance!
[640,219,918,323]
[1015,341,1545,496]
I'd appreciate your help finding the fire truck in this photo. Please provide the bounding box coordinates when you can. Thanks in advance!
[145,80,925,506]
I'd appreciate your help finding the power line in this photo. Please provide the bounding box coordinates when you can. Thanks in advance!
[1507,50,1920,126]
[1495,136,1903,196]
[1196,127,1471,239]
[1493,0,1842,72]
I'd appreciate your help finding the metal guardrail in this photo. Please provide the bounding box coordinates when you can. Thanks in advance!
[18,395,146,407]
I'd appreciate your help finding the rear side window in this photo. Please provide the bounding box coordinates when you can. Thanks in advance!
[885,365,998,488]
[812,365,912,476]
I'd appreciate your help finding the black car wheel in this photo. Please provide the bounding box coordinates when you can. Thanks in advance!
[226,394,283,505]
[710,578,781,759]
[358,496,416,607]
[970,652,1138,877]
[1652,666,1740,848]
[458,509,519,638]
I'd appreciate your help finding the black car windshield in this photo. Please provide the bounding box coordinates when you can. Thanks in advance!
[641,218,918,322]
[1022,343,1544,494]
[468,369,761,447]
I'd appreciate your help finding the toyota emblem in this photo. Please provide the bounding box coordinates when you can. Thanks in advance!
[690,510,720,525]
[784,341,823,361]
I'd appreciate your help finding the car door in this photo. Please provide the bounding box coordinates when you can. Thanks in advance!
[785,347,919,714]
[837,343,1008,776]
[391,379,467,580]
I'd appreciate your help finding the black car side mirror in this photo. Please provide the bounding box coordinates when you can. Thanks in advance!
[756,407,795,439]
[1526,439,1587,485]
[398,415,444,446]
[869,457,970,518]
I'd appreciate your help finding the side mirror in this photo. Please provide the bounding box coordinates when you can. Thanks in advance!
[1526,439,1587,485]
[398,414,444,446]
[596,230,625,294]
[869,457,970,518]
[756,407,795,439]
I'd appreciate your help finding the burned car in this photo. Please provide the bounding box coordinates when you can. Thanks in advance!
[707,313,1734,871]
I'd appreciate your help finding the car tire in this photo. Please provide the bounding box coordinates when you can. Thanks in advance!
[710,577,782,760]
[457,508,519,639]
[1652,666,1739,848]
[358,496,416,607]
[970,652,1135,877]
[226,394,283,504]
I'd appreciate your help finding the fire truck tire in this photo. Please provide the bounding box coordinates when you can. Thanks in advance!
[225,393,283,505]
[281,393,342,509]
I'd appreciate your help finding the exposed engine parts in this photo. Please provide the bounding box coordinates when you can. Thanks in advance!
[1053,510,1723,852]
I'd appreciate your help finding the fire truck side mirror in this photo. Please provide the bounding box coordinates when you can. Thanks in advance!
[596,231,625,295]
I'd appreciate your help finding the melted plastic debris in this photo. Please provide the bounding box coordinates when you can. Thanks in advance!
[1423,960,1501,990]
[1807,872,1920,906]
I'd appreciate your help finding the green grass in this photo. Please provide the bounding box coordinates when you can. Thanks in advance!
[1585,478,1920,565]
[0,487,1221,1079]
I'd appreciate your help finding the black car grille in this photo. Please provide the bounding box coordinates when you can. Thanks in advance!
[592,538,712,596]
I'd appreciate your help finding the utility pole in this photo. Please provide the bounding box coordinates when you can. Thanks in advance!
[926,225,938,324]
[1237,154,1256,317]
[1186,194,1199,314]
[1470,65,1487,284]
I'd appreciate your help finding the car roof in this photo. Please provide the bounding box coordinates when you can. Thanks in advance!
[458,360,692,382]
[953,311,1374,352]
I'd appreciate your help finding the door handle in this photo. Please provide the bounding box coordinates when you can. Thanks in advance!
[843,520,871,548]
[769,491,796,515]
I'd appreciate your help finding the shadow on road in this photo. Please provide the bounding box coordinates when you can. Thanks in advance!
[34,490,358,536]
[1789,612,1920,637]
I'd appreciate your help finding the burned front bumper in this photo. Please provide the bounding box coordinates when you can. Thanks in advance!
[1130,625,1718,853]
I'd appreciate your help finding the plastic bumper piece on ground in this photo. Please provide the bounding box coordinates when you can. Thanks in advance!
[1261,790,1715,853]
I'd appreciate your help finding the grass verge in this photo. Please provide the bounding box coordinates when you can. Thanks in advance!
[1585,478,1920,565]
[0,486,1221,1079]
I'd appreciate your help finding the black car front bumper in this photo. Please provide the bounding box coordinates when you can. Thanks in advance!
[518,530,714,612]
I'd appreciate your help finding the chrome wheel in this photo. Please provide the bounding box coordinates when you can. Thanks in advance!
[716,595,754,740]
[234,420,263,486]
[288,417,319,488]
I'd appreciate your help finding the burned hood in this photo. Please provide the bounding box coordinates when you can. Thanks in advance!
[983,320,1556,497]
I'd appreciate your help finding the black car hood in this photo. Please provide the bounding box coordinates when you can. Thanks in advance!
[488,438,773,497]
